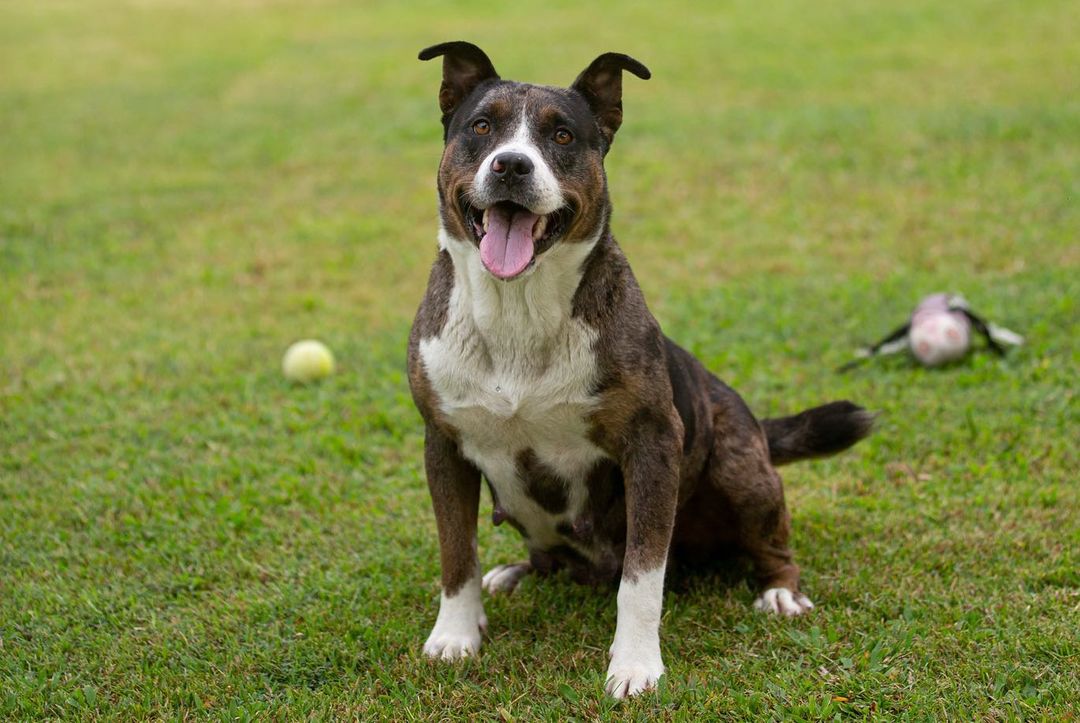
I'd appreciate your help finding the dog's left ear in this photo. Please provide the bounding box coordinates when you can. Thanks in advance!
[418,41,500,127]
[571,53,651,150]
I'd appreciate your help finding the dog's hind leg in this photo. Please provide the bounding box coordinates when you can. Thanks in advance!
[706,407,814,616]
[741,490,813,617]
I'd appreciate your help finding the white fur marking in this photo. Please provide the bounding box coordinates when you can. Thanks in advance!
[753,587,814,616]
[606,565,667,699]
[473,116,565,214]
[423,572,487,660]
[420,229,606,555]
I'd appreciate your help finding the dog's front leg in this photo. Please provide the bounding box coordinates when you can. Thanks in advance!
[421,423,486,660]
[605,409,682,699]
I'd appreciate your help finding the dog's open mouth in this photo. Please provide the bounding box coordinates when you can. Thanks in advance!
[467,201,572,280]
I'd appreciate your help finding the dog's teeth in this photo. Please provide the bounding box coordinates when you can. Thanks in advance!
[532,215,548,240]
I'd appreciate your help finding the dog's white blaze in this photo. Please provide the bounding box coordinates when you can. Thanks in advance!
[606,564,667,699]
[423,571,486,660]
[419,228,605,552]
[473,115,565,215]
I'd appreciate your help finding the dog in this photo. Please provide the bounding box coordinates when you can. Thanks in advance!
[407,41,874,699]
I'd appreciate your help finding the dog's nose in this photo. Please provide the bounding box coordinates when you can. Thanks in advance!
[491,152,533,177]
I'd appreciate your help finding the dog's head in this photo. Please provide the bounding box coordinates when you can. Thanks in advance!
[419,41,650,280]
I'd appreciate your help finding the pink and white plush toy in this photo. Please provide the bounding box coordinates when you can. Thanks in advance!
[841,292,1023,370]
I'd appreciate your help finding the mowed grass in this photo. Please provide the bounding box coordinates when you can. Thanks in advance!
[1,0,1077,718]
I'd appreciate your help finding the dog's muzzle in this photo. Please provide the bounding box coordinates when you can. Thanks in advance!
[461,150,575,280]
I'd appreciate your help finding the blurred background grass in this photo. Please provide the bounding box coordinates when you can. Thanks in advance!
[1,0,1077,718]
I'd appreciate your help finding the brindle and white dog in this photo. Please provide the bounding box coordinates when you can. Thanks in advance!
[407,41,874,699]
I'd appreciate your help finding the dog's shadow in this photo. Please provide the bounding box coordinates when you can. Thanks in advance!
[486,552,758,645]
[665,554,757,595]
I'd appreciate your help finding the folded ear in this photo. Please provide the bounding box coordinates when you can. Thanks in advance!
[570,53,651,149]
[418,41,500,122]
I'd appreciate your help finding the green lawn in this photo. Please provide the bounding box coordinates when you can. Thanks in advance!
[2,0,1077,719]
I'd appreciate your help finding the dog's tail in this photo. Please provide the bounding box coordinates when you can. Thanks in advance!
[762,401,875,466]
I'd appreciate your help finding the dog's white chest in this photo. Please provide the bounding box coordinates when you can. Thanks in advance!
[418,235,607,548]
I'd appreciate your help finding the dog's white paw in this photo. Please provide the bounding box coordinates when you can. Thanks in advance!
[423,615,485,660]
[753,587,814,616]
[481,563,530,595]
[423,628,482,660]
[605,653,664,699]
[423,585,487,660]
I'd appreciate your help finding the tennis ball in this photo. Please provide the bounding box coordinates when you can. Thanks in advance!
[282,339,335,382]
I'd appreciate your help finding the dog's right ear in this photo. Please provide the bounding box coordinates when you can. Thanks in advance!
[418,42,500,124]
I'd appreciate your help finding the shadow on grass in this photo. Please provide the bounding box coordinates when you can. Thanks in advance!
[666,553,757,597]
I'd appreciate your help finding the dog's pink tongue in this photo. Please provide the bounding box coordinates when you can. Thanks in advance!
[480,206,538,279]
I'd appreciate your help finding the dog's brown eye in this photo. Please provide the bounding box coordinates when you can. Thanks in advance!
[473,119,491,136]
[553,128,573,145]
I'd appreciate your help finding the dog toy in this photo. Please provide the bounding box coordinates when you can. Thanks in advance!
[282,339,335,382]
[839,293,1023,370]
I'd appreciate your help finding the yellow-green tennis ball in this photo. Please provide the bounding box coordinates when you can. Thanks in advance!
[282,339,335,382]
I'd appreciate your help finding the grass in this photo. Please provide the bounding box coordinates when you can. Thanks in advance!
[1,0,1077,719]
